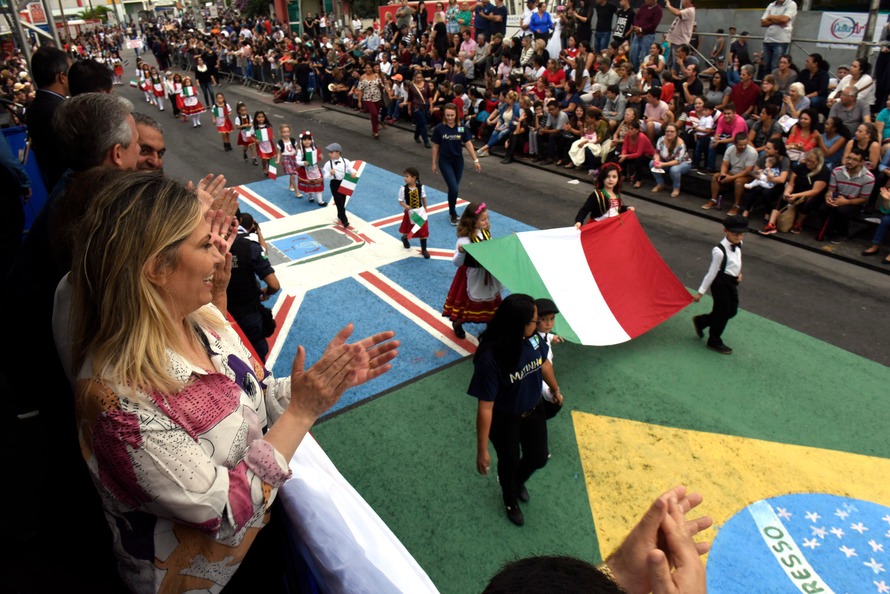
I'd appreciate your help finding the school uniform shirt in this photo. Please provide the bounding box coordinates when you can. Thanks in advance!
[698,237,743,294]
[431,123,471,160]
[468,335,549,416]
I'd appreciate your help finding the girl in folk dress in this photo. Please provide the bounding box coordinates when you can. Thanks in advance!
[171,73,185,120]
[573,162,635,225]
[442,202,503,339]
[234,102,257,165]
[212,93,234,151]
[149,67,166,111]
[111,52,123,86]
[253,111,276,176]
[397,167,431,259]
[139,62,154,105]
[165,71,181,118]
[276,124,300,196]
[179,76,205,128]
[295,130,326,205]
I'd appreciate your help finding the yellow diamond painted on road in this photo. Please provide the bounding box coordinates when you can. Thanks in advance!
[572,412,890,560]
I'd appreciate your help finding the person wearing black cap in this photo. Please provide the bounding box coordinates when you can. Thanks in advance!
[322,142,358,228]
[534,298,565,418]
[692,215,747,355]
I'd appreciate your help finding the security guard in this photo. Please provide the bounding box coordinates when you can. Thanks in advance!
[226,212,280,361]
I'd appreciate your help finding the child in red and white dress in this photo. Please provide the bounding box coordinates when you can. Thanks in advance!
[165,71,181,118]
[276,124,300,195]
[111,53,123,86]
[139,62,154,105]
[253,111,276,176]
[295,130,326,205]
[149,67,165,111]
[179,76,205,128]
[234,102,257,165]
[442,202,503,339]
[213,92,234,151]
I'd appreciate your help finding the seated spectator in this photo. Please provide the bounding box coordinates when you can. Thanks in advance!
[828,58,875,110]
[771,54,797,94]
[618,119,655,187]
[615,62,637,97]
[560,105,589,168]
[689,99,716,170]
[680,63,703,106]
[702,102,747,174]
[781,81,810,119]
[537,99,569,164]
[670,44,698,86]
[642,87,670,142]
[818,151,875,242]
[843,122,881,173]
[542,58,566,89]
[601,84,628,130]
[702,131,757,214]
[820,115,851,170]
[592,56,619,94]
[729,64,760,120]
[740,138,791,218]
[860,184,890,263]
[477,90,521,157]
[748,104,783,154]
[761,147,830,235]
[676,95,704,146]
[650,123,692,197]
[501,95,534,163]
[560,80,583,113]
[797,52,830,112]
[784,108,821,165]
[747,74,783,128]
[641,42,665,75]
[829,86,872,137]
[703,69,731,111]
[876,95,890,144]
[607,106,639,162]
[659,71,675,104]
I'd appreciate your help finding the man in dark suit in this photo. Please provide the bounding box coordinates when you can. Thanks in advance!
[26,46,70,191]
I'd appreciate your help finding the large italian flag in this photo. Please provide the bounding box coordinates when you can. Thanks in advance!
[463,212,692,345]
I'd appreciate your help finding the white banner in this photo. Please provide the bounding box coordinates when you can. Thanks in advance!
[817,12,890,49]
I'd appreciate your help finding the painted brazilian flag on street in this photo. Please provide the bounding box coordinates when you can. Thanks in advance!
[463,212,692,345]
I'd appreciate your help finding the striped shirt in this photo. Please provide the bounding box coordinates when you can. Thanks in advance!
[828,165,875,202]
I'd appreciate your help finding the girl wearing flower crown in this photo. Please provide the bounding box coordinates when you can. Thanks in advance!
[296,131,326,205]
[253,111,276,177]
[442,202,503,339]
[574,162,635,227]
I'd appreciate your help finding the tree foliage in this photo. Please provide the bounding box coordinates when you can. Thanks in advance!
[78,6,112,22]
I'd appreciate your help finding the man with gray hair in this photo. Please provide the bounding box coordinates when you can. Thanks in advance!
[133,111,167,171]
[828,86,872,135]
[729,63,760,119]
[1,91,141,592]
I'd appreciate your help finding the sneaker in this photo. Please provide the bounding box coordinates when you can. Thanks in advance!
[708,343,733,355]
[790,223,802,235]
[830,235,848,245]
[759,223,777,235]
[743,182,755,190]
[702,199,718,210]
[697,169,712,176]
[727,205,740,216]
[401,234,410,249]
[317,201,327,206]
[505,505,525,526]
[450,215,459,226]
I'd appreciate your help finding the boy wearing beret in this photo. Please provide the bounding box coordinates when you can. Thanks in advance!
[692,215,747,355]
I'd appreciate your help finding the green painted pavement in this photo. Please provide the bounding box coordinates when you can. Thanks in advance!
[311,299,889,594]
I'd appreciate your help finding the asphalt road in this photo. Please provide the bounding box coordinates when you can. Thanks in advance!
[140,78,889,368]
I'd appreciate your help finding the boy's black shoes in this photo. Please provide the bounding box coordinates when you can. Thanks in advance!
[708,343,733,355]
[693,316,706,339]
[506,505,525,526]
[518,484,529,503]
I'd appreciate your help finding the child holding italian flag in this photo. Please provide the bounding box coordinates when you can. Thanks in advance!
[296,130,326,205]
[253,110,276,177]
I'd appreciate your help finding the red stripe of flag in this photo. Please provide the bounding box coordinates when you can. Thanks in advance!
[579,212,692,339]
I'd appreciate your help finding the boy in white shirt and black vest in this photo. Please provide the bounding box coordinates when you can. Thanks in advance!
[692,214,747,355]
[322,142,357,228]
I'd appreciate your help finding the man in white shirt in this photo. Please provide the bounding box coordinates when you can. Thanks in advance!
[520,0,537,37]
[760,0,797,75]
[665,0,695,72]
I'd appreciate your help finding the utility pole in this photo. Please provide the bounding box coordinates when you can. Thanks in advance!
[858,0,881,60]
[56,0,69,44]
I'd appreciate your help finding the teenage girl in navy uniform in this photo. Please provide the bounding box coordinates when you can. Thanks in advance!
[469,293,562,527]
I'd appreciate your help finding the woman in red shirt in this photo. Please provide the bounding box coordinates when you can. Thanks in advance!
[618,119,656,187]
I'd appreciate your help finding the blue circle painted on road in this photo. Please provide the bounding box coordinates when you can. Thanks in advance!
[708,494,890,593]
